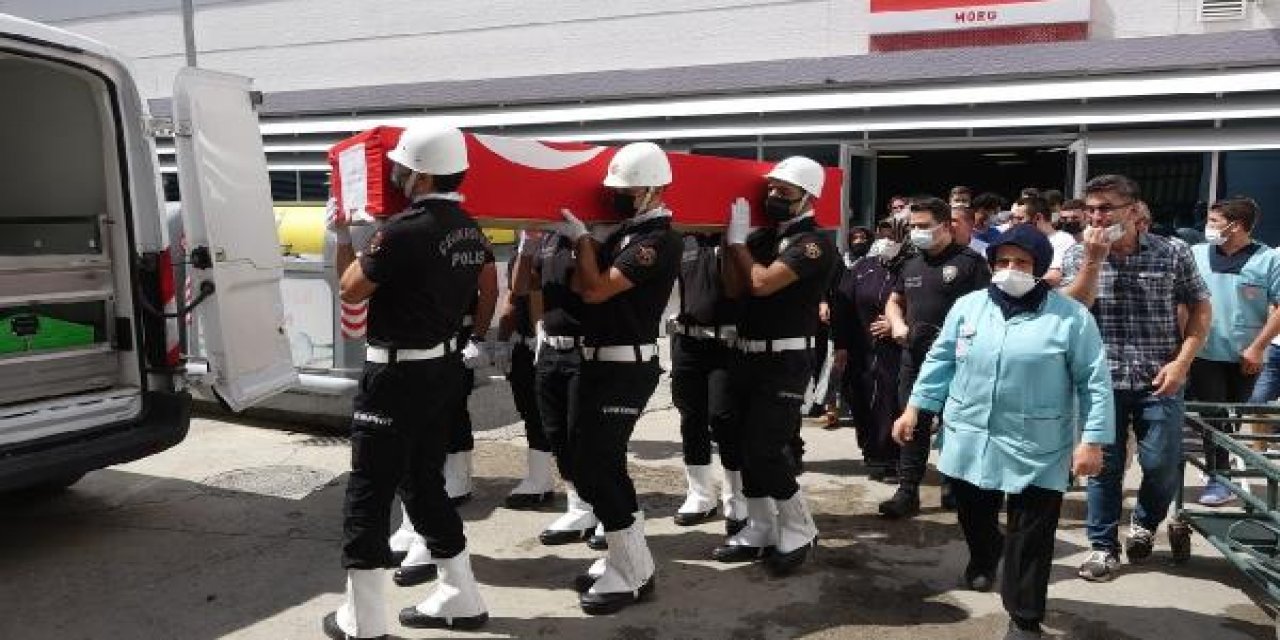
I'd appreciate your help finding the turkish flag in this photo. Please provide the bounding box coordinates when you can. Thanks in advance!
[329,127,842,229]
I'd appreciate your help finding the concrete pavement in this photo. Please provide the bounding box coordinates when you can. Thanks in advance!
[0,380,1275,640]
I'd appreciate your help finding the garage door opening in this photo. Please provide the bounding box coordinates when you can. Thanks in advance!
[874,147,1071,214]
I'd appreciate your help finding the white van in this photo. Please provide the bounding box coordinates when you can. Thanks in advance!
[0,15,295,491]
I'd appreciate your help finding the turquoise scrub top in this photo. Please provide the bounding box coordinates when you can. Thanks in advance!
[1193,242,1280,363]
[909,289,1115,493]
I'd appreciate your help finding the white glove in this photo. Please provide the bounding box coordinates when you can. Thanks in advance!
[461,337,489,369]
[491,341,513,376]
[325,197,352,246]
[589,223,620,244]
[727,197,751,245]
[548,208,589,242]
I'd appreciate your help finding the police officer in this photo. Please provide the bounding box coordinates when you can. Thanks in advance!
[880,196,991,519]
[444,245,498,503]
[550,141,681,615]
[499,230,558,508]
[532,226,603,547]
[670,231,748,533]
[712,156,836,577]
[322,125,488,639]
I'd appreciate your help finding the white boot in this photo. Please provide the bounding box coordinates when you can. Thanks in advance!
[399,549,489,630]
[767,490,818,576]
[721,469,749,534]
[674,464,719,525]
[712,497,777,562]
[388,501,417,559]
[579,517,655,614]
[323,569,389,639]
[539,486,598,545]
[392,534,437,587]
[443,451,474,503]
[574,512,647,592]
[505,448,556,508]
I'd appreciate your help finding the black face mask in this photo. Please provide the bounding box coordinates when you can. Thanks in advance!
[849,241,870,258]
[1059,221,1083,235]
[611,191,638,217]
[764,195,799,222]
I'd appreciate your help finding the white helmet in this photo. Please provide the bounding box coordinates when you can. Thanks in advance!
[603,142,672,188]
[765,156,825,198]
[387,125,469,175]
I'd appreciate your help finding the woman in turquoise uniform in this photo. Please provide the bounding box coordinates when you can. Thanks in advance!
[893,224,1115,640]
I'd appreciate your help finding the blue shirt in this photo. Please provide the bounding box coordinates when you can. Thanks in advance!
[1193,241,1280,363]
[910,289,1116,493]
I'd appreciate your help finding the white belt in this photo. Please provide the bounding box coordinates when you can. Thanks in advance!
[541,334,582,350]
[582,344,659,362]
[674,323,737,341]
[366,344,452,363]
[735,337,814,354]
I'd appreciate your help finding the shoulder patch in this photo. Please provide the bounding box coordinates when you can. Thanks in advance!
[804,242,822,259]
[635,244,657,267]
[367,230,385,254]
[942,265,958,283]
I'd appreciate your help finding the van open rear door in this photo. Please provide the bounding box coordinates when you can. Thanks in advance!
[172,68,296,411]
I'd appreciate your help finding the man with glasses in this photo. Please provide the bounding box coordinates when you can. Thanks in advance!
[1061,174,1212,583]
[880,197,991,518]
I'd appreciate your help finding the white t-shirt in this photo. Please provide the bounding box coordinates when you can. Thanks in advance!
[1048,230,1076,271]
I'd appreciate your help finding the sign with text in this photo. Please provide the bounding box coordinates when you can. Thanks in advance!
[869,0,1090,51]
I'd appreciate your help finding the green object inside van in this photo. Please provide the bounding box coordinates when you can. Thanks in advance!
[0,313,96,355]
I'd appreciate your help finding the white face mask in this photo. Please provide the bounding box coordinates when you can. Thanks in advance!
[992,268,1038,298]
[1105,221,1127,243]
[869,238,902,260]
[1205,224,1231,246]
[909,228,937,250]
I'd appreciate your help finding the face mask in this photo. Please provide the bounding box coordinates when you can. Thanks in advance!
[1205,225,1230,246]
[992,268,1038,298]
[611,191,639,217]
[1059,221,1083,235]
[390,165,417,199]
[876,239,902,261]
[909,228,937,251]
[1105,221,1127,242]
[764,195,799,222]
[848,241,870,259]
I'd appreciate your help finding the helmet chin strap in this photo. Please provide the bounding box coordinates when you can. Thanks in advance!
[402,172,419,199]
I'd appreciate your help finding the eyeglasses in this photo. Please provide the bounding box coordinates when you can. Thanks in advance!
[1081,201,1133,215]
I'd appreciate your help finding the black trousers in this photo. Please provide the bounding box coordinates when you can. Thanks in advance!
[445,368,475,454]
[670,334,741,469]
[572,358,662,531]
[952,479,1063,627]
[896,356,937,491]
[848,338,903,467]
[342,356,467,568]
[507,342,550,452]
[1187,357,1259,473]
[730,349,812,499]
[535,346,582,483]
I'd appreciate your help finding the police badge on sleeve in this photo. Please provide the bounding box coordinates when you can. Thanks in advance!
[942,265,958,283]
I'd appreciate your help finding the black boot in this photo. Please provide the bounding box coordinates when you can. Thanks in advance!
[878,488,920,519]
[322,612,386,640]
[673,505,718,526]
[539,527,594,546]
[504,491,555,510]
[392,563,438,587]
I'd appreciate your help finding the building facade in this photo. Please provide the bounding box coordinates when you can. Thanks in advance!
[7,0,1280,239]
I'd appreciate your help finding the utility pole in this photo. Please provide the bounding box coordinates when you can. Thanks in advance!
[181,0,197,67]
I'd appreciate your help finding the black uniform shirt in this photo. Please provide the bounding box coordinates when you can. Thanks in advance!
[584,215,682,346]
[536,232,585,337]
[453,241,496,348]
[676,233,740,327]
[738,216,838,340]
[893,241,990,357]
[359,199,487,349]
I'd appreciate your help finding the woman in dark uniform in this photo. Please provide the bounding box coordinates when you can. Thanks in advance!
[832,218,910,482]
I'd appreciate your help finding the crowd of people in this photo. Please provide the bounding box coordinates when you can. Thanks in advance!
[321,122,1279,640]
